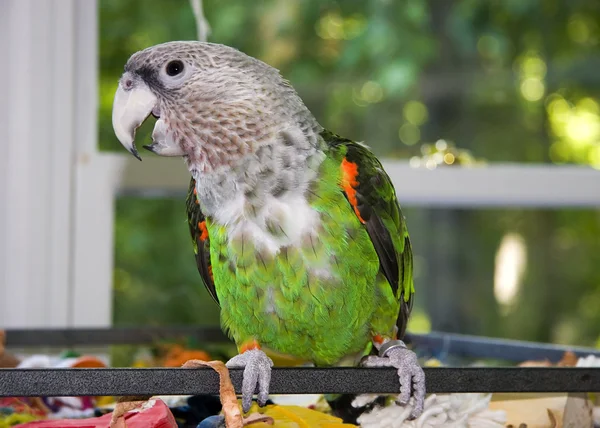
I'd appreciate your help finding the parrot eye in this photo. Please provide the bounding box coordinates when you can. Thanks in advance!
[166,60,184,76]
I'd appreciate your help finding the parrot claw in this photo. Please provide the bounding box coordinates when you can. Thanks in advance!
[226,349,274,413]
[361,343,425,419]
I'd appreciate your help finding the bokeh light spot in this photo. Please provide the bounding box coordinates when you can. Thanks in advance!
[435,139,448,151]
[522,57,547,78]
[316,12,344,40]
[409,156,421,168]
[443,153,455,165]
[360,81,383,103]
[568,15,591,44]
[403,101,429,126]
[520,78,545,102]
[398,123,420,145]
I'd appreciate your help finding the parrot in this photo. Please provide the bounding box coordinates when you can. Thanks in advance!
[111,41,425,419]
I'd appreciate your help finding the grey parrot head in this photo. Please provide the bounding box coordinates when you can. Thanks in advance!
[112,41,319,173]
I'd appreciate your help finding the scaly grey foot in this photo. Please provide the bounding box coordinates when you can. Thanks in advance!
[226,349,274,413]
[362,340,425,419]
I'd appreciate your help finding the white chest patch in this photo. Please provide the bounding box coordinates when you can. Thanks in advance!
[214,192,321,256]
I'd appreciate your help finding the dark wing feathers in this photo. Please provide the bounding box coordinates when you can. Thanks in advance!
[322,130,415,336]
[186,177,220,306]
[365,212,400,294]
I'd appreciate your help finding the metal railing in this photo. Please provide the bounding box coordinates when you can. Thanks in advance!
[1,367,599,397]
[2,327,600,396]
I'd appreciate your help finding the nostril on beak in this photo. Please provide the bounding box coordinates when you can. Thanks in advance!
[124,79,134,90]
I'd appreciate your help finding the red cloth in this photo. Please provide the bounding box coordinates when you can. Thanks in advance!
[16,398,177,428]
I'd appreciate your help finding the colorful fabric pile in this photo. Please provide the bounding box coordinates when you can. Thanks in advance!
[0,353,107,427]
[0,397,47,428]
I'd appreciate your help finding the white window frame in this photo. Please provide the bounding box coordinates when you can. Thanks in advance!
[1,0,126,328]
[119,157,600,208]
[1,0,599,328]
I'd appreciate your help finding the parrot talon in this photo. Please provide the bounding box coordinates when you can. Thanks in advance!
[226,349,274,413]
[362,341,425,419]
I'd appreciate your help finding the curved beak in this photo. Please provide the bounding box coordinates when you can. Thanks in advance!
[112,77,157,161]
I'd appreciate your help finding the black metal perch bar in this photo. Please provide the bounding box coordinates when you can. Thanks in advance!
[4,327,600,396]
[1,367,599,397]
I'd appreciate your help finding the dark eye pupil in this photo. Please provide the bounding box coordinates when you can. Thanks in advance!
[166,60,184,76]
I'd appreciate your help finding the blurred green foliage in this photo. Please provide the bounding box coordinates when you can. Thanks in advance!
[113,198,220,326]
[101,0,600,349]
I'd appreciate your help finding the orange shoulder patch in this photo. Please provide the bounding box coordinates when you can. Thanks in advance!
[341,157,366,224]
[198,221,209,241]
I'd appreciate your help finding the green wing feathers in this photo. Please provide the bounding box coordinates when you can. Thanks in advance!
[323,130,415,337]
